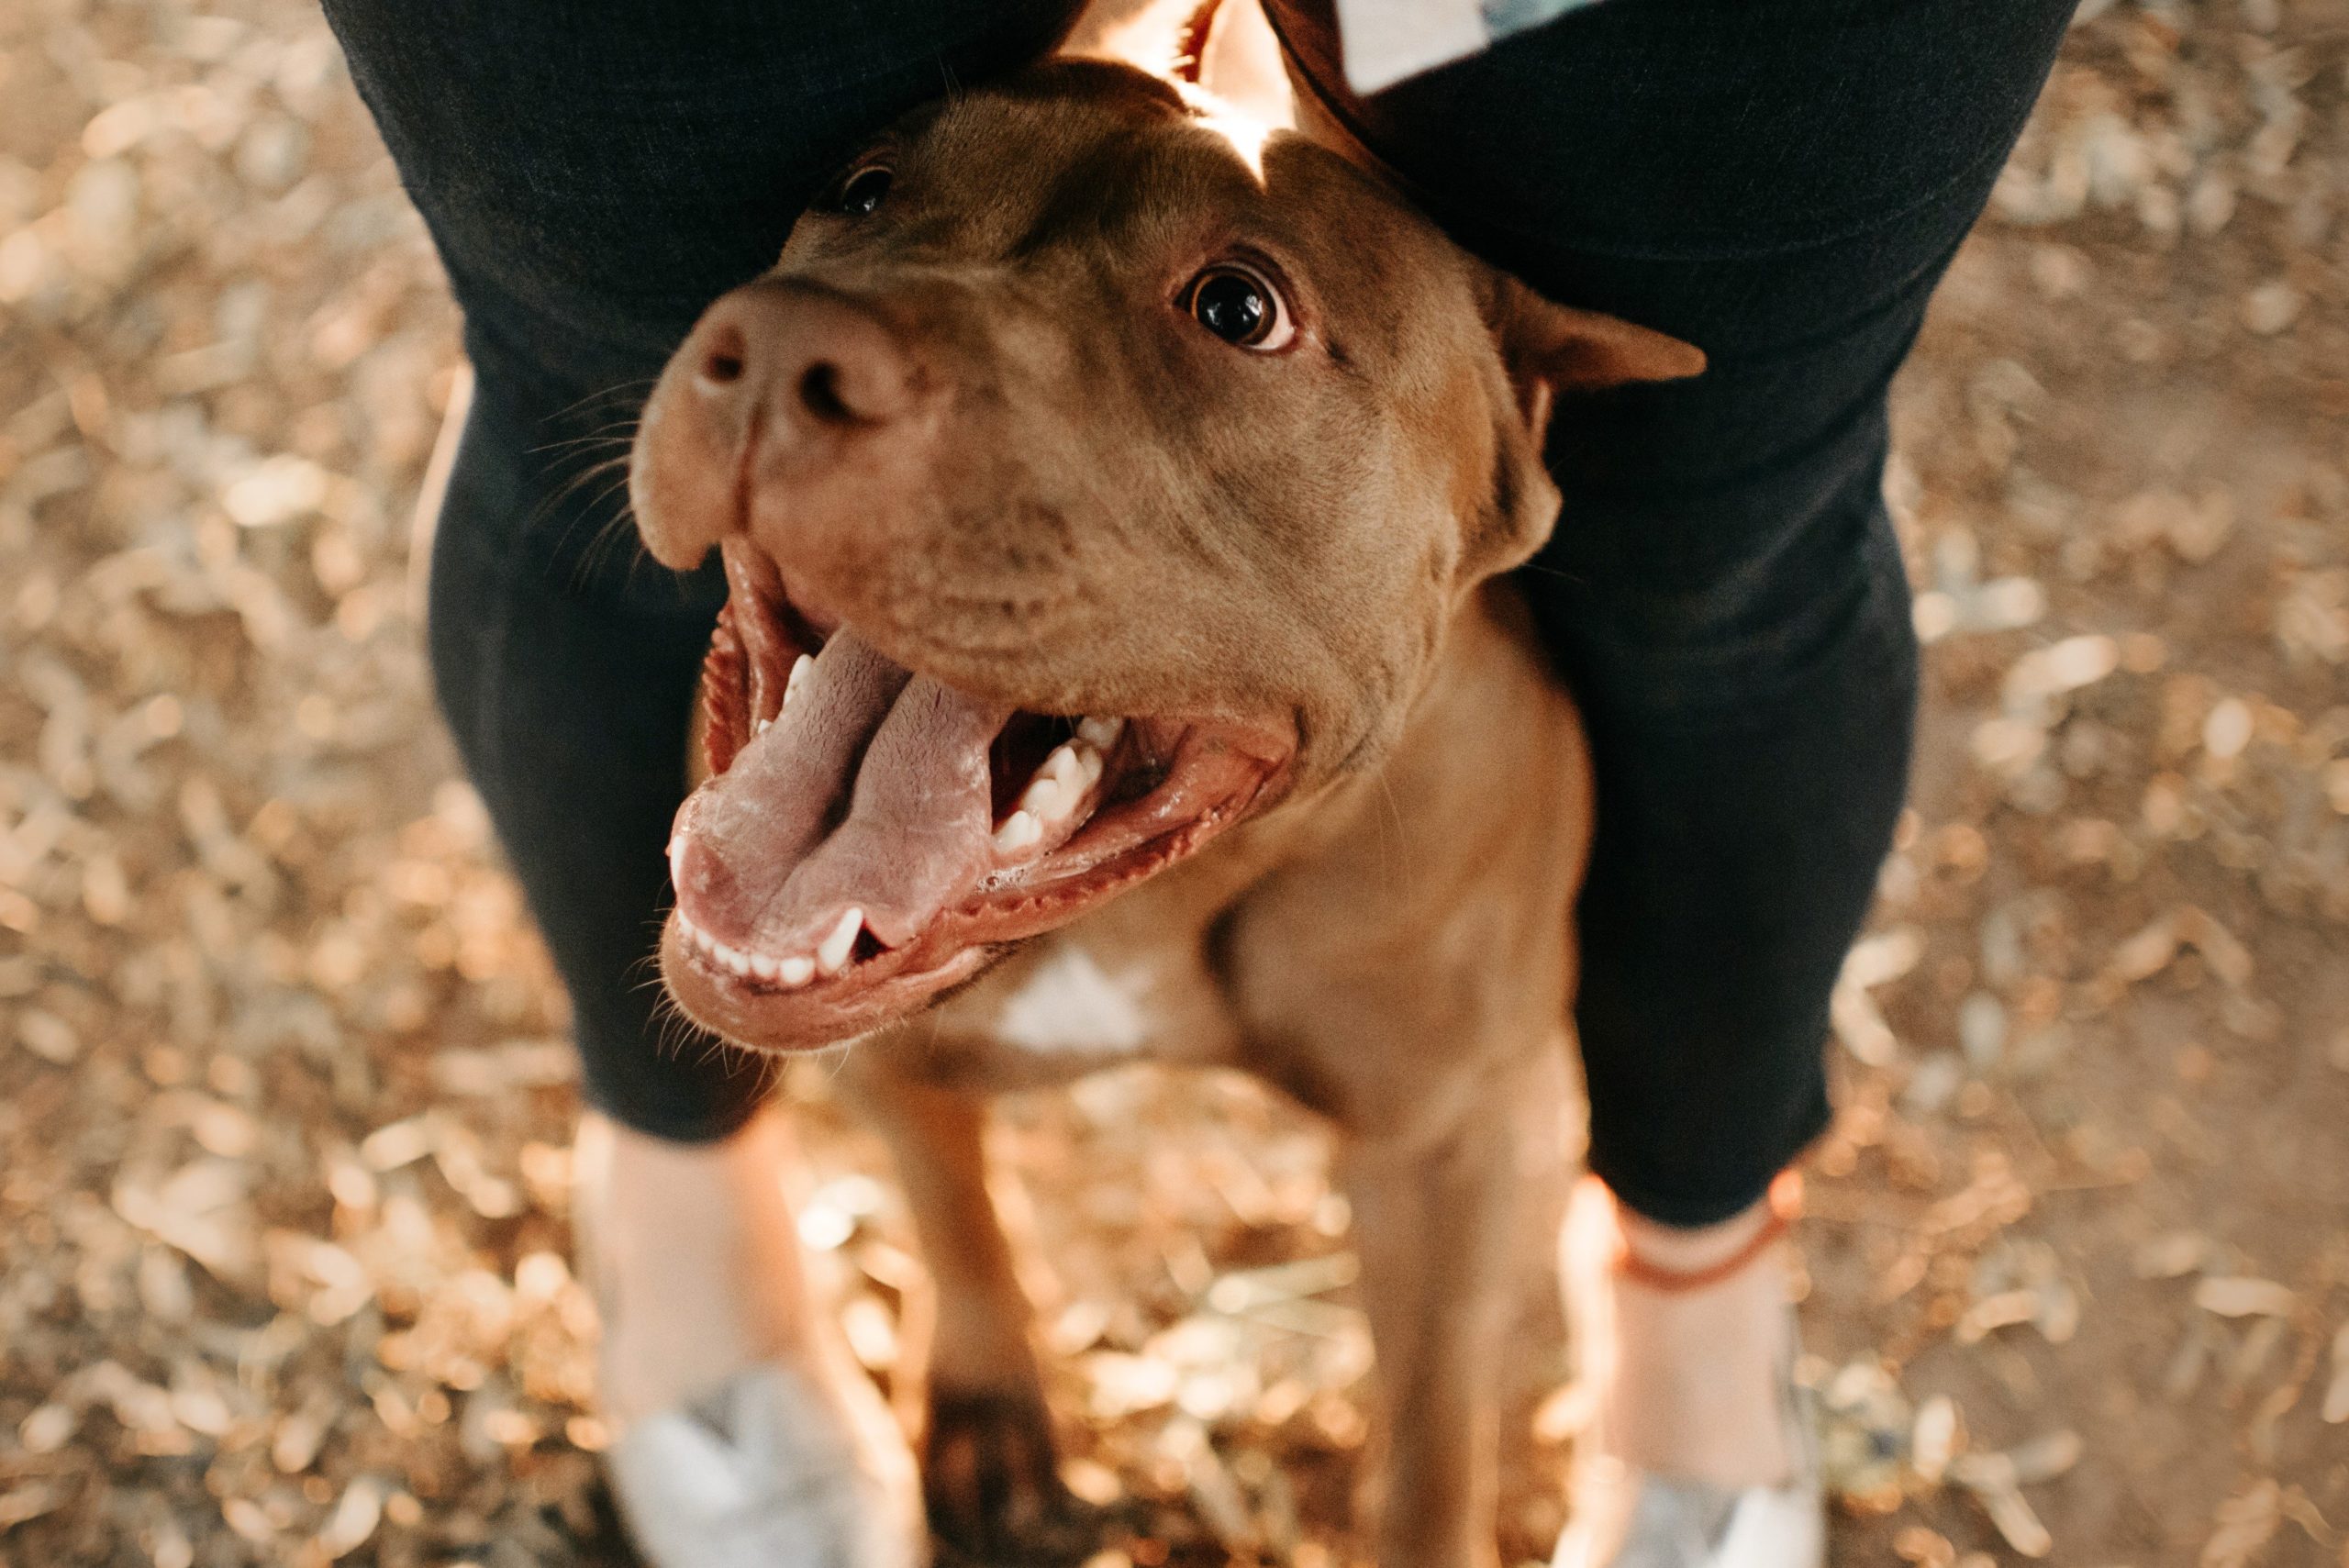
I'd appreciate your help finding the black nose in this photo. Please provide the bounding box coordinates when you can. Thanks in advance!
[683,279,924,435]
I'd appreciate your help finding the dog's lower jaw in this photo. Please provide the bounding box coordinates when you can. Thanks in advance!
[663,586,1297,1054]
[659,929,1001,1055]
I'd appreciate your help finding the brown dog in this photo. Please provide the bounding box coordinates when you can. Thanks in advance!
[628,57,1701,1567]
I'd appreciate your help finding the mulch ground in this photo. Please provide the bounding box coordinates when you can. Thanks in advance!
[0,1,2343,1564]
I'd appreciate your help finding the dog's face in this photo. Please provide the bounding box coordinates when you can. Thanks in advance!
[630,59,1700,1051]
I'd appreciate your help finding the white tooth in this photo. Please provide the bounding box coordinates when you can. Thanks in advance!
[779,954,816,986]
[755,716,772,735]
[1019,775,1068,821]
[816,907,863,975]
[1073,740,1104,790]
[669,837,688,888]
[1044,743,1084,787]
[717,943,751,975]
[784,653,815,712]
[751,952,779,982]
[993,809,1042,852]
[1077,716,1124,749]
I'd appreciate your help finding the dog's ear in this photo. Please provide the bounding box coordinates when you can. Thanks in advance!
[1484,272,1707,445]
[1461,272,1705,581]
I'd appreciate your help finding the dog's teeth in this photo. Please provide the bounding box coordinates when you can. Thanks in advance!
[716,943,752,976]
[816,907,863,975]
[754,717,772,735]
[1019,774,1068,821]
[750,952,779,982]
[784,654,815,713]
[779,954,815,986]
[1077,716,1124,749]
[993,809,1042,852]
[1020,741,1102,823]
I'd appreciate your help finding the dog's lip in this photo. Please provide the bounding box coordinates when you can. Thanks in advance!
[661,717,1291,1054]
[662,553,1296,1053]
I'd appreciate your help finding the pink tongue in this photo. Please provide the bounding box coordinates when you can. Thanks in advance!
[671,628,1010,955]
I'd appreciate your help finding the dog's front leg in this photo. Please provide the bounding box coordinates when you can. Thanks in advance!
[835,1055,1069,1552]
[1341,1064,1550,1568]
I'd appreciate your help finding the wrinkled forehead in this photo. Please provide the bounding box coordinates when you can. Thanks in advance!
[807,58,1430,279]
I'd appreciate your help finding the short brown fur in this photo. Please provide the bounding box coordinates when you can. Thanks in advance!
[632,57,1701,1564]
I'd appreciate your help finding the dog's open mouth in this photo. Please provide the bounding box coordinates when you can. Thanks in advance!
[660,540,1294,1051]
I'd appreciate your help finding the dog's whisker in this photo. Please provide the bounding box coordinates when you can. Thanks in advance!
[1374,770,1408,902]
[527,428,640,458]
[540,376,659,428]
[579,497,650,570]
[527,453,634,532]
[525,457,644,583]
[563,479,649,593]
[1510,560,1589,588]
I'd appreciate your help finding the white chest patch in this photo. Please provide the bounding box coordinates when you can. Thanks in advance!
[994,945,1153,1056]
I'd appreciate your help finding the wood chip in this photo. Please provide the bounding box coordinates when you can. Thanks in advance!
[2202,1478,2282,1568]
[2196,1277,2301,1318]
[314,1477,383,1559]
[1956,1462,2055,1559]
[2135,1229,2212,1278]
[1909,1395,1963,1485]
[0,1485,62,1532]
[2323,1325,2349,1424]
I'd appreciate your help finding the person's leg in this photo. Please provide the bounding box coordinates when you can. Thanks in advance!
[325,0,1086,1142]
[320,5,1081,1557]
[1264,0,2073,1517]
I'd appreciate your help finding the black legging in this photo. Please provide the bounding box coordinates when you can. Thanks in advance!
[324,0,2072,1226]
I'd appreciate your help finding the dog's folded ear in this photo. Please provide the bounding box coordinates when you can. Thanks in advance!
[1461,273,1705,583]
[1483,272,1707,443]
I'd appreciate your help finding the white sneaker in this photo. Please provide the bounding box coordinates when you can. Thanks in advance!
[607,1353,928,1568]
[1552,1346,1824,1568]
[574,1111,927,1568]
[1554,1174,1825,1568]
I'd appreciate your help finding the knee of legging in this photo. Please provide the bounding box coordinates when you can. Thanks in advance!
[1530,486,1917,726]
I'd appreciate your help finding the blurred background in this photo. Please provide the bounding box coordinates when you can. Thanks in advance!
[0,0,2343,1564]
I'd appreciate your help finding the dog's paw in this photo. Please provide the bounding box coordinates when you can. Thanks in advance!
[922,1385,1076,1557]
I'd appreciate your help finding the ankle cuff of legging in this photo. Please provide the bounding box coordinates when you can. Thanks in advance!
[1603,1170,1803,1294]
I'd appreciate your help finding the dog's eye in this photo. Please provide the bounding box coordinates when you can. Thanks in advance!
[831,166,893,217]
[1186,264,1294,351]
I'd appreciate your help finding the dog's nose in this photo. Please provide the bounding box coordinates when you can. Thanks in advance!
[685,280,925,437]
[635,279,937,571]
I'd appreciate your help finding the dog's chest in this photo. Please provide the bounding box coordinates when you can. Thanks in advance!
[988,941,1158,1055]
[929,913,1241,1085]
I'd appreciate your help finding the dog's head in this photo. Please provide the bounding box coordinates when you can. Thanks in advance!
[630,59,1700,1050]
